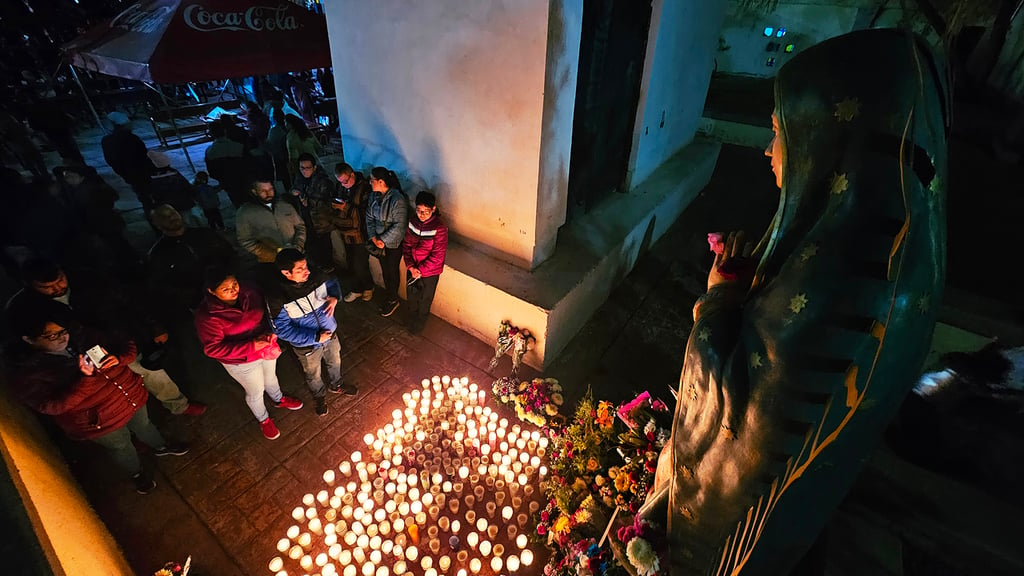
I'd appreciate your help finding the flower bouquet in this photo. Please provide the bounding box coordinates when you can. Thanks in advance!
[493,377,564,427]
[616,516,666,576]
[541,536,628,576]
[609,392,671,513]
[544,393,619,512]
[154,556,191,576]
[488,320,534,378]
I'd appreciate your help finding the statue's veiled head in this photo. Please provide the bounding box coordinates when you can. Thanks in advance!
[758,28,949,285]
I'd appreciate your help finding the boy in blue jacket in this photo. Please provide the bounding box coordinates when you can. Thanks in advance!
[267,249,357,415]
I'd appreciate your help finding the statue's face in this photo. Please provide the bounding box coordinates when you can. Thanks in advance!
[765,110,785,189]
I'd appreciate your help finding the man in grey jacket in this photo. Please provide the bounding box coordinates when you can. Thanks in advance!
[236,177,306,263]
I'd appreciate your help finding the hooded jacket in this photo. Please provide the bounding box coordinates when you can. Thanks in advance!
[194,282,272,365]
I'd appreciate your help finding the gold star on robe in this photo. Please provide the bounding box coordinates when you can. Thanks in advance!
[697,327,711,342]
[789,293,809,314]
[830,172,849,195]
[834,97,860,121]
[750,352,763,369]
[916,293,930,313]
[799,243,819,262]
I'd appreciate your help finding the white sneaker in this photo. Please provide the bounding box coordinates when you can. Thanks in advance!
[343,291,361,303]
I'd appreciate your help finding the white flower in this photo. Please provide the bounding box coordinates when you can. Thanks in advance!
[626,537,660,576]
[644,419,656,436]
[656,429,669,446]
[577,556,593,576]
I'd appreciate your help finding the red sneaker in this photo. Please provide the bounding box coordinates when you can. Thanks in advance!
[260,418,281,440]
[273,396,304,410]
[181,402,207,416]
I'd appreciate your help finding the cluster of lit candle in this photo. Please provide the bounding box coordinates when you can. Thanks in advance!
[267,375,547,576]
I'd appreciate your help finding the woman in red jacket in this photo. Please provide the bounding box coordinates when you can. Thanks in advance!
[194,268,303,440]
[402,191,448,334]
[6,317,187,494]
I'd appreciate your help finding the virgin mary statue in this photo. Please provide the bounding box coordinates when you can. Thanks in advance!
[640,28,949,576]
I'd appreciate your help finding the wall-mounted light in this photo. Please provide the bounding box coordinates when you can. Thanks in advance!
[763,27,774,37]
[784,44,795,53]
[776,28,787,38]
[766,57,776,67]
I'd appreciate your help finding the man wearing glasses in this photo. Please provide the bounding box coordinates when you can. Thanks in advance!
[290,152,337,270]
[5,259,205,418]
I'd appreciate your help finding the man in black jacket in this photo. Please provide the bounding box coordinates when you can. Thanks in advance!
[100,112,154,214]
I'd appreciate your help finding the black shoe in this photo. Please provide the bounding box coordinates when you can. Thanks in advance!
[341,383,358,396]
[315,397,328,416]
[153,443,190,457]
[379,299,400,317]
[133,472,156,495]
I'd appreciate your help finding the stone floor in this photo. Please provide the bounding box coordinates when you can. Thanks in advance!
[5,115,1024,575]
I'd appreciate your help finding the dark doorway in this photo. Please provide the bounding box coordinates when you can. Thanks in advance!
[565,0,653,221]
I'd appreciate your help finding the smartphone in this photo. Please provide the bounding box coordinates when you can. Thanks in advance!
[84,345,112,366]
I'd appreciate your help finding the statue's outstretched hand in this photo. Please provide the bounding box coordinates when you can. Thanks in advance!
[707,230,755,292]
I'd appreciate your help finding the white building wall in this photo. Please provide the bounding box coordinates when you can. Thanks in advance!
[323,0,582,270]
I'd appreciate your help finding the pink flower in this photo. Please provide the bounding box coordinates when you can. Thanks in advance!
[708,232,725,255]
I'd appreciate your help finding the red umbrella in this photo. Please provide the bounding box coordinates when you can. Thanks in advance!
[64,0,332,83]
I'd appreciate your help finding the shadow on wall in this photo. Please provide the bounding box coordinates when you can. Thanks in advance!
[343,105,454,207]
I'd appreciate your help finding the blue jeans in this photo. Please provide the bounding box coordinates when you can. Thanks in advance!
[221,358,283,422]
[90,405,166,476]
[292,334,341,399]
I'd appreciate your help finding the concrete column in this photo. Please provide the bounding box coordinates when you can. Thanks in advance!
[324,0,583,270]
[627,0,727,187]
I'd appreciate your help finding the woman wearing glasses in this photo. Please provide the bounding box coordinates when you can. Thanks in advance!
[3,315,188,495]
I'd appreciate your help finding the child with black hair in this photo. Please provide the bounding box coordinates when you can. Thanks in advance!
[193,171,224,230]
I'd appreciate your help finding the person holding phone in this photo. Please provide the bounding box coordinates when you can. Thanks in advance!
[3,315,188,495]
[333,162,374,303]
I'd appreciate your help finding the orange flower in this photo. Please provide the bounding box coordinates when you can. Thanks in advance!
[586,457,600,472]
[596,401,615,428]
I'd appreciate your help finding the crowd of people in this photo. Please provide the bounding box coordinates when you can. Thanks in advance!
[0,98,450,497]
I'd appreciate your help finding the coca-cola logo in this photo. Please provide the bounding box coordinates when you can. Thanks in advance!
[183,4,299,32]
[110,4,174,33]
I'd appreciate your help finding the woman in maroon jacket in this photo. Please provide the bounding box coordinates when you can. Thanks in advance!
[194,268,303,440]
[6,317,187,494]
[402,191,448,334]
